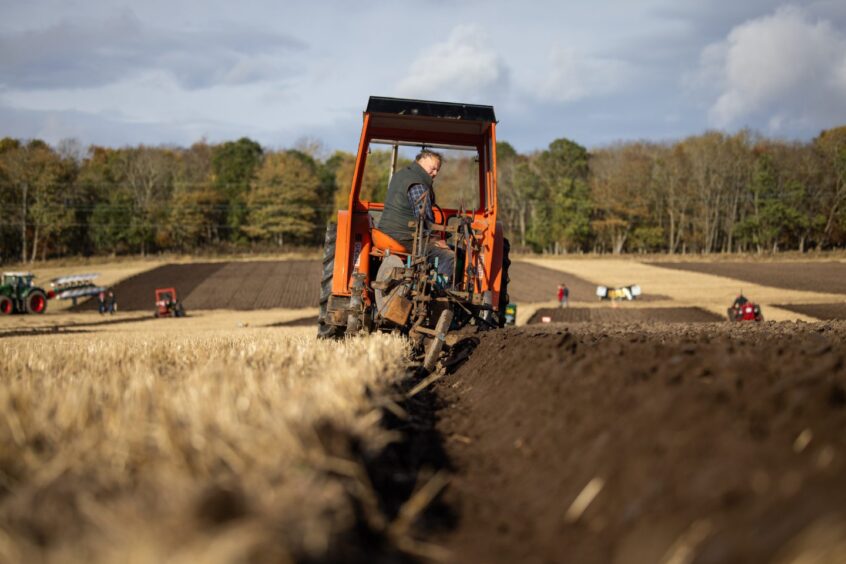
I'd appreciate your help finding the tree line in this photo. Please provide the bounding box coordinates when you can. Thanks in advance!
[498,126,846,254]
[1,126,844,263]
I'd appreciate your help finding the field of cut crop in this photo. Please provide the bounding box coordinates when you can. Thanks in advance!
[0,330,429,562]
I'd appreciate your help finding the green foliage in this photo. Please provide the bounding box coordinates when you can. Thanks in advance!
[629,226,665,252]
[526,138,591,252]
[211,138,263,240]
[211,137,263,195]
[496,141,518,161]
[242,151,321,246]
[90,191,135,254]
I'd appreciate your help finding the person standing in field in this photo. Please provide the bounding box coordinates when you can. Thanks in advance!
[558,283,570,307]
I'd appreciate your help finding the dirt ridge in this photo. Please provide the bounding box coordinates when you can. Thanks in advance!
[528,306,722,324]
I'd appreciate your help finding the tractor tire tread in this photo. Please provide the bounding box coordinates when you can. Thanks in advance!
[25,289,48,314]
[497,238,511,328]
[318,223,345,339]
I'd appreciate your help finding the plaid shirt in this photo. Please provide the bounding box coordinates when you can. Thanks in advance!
[407,183,434,225]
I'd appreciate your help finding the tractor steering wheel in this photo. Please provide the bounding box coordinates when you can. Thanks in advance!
[432,203,445,225]
[431,203,450,243]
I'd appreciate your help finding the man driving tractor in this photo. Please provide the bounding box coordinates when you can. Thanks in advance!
[317,96,511,370]
[377,149,454,280]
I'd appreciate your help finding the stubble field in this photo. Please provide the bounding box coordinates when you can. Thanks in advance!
[0,329,420,562]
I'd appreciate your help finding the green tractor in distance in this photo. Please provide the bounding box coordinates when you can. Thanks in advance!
[0,272,51,315]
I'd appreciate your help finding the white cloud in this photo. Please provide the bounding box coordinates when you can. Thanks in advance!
[695,5,846,130]
[0,9,304,91]
[536,48,634,103]
[396,25,509,102]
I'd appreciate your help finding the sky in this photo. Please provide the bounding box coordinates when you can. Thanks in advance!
[1,0,845,154]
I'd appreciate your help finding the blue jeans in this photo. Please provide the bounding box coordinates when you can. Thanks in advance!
[427,245,454,276]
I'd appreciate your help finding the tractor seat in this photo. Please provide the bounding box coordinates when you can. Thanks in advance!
[371,228,409,255]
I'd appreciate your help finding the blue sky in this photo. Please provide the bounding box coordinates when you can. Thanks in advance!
[1,0,845,153]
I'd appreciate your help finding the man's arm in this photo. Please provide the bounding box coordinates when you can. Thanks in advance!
[407,184,448,248]
[407,184,434,224]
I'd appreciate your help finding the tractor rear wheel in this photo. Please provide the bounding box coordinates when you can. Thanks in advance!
[318,222,345,339]
[26,290,47,314]
[497,238,511,328]
[0,296,12,315]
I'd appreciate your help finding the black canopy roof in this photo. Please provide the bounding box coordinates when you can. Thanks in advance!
[364,96,497,147]
[366,96,496,123]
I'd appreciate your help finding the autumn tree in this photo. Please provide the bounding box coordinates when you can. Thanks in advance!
[813,126,846,248]
[0,139,74,262]
[497,141,537,248]
[111,146,177,255]
[589,143,654,253]
[243,150,321,246]
[164,142,223,250]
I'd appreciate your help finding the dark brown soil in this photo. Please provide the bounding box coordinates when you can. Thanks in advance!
[71,263,226,311]
[510,262,669,303]
[72,261,319,312]
[182,261,320,310]
[71,260,612,313]
[433,321,846,564]
[527,307,722,324]
[776,303,846,321]
[649,261,846,294]
[507,262,597,303]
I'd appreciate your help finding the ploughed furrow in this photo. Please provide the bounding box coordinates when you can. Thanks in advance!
[182,260,321,310]
[72,259,616,314]
[776,302,846,321]
[506,261,598,303]
[432,321,846,563]
[528,306,722,324]
[71,263,226,312]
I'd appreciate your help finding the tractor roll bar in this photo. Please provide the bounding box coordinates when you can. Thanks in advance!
[370,139,481,151]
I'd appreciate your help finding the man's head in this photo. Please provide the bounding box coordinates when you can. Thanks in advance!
[416,149,443,179]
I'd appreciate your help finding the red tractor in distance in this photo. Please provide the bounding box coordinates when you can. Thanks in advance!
[318,96,510,371]
[154,288,186,318]
[727,293,764,322]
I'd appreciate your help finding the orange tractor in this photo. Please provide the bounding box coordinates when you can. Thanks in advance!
[318,96,510,370]
[154,287,186,318]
